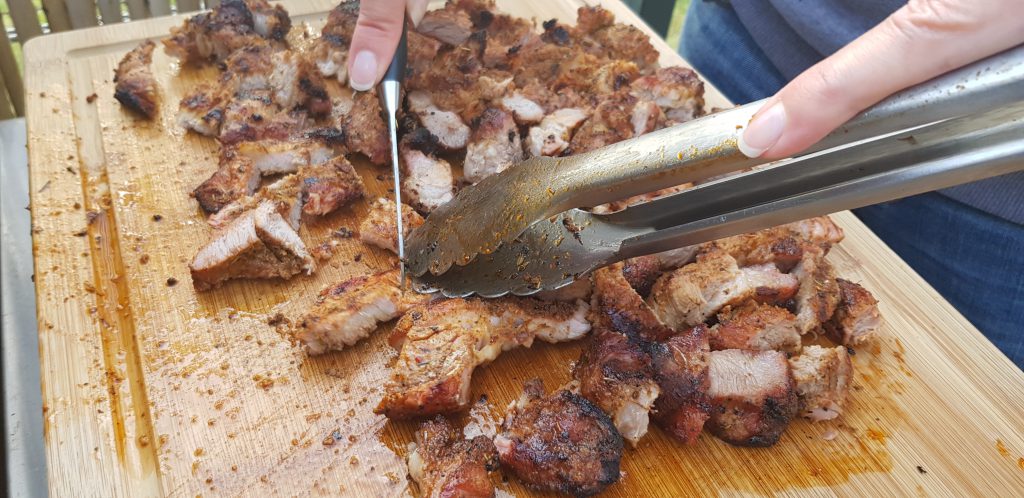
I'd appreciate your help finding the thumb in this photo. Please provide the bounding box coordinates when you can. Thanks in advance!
[347,0,429,91]
[739,0,1024,159]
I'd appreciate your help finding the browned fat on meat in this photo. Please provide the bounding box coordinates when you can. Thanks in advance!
[495,379,623,497]
[705,349,798,447]
[408,416,498,498]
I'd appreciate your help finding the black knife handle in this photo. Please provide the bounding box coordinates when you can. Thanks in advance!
[382,22,408,84]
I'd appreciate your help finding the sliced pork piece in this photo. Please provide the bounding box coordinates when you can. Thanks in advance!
[495,379,623,497]
[235,138,333,176]
[568,93,640,154]
[295,270,431,355]
[299,155,365,216]
[573,6,658,72]
[113,40,158,118]
[408,416,498,498]
[463,108,522,183]
[789,345,852,422]
[651,325,712,445]
[710,217,845,271]
[711,302,802,353]
[358,197,425,254]
[591,262,675,342]
[630,99,665,135]
[792,248,841,334]
[342,90,389,165]
[416,6,474,45]
[629,66,705,122]
[163,0,286,64]
[406,90,471,150]
[575,327,658,447]
[309,0,359,82]
[401,145,456,213]
[268,49,331,114]
[178,85,225,136]
[524,108,588,157]
[219,91,307,145]
[826,279,882,346]
[501,91,546,125]
[648,249,800,330]
[208,173,303,231]
[706,349,798,447]
[190,200,313,290]
[376,297,590,418]
[592,60,641,95]
[193,153,261,214]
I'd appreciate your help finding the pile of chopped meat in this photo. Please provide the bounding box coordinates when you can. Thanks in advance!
[127,1,887,495]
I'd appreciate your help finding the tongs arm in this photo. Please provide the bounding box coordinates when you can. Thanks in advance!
[611,104,1024,260]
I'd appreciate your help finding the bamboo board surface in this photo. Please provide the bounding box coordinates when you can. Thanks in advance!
[24,1,1024,496]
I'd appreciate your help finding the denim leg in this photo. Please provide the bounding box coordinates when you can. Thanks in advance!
[678,1,789,104]
[854,193,1024,369]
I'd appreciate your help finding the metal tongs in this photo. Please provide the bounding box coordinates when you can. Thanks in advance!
[407,45,1024,298]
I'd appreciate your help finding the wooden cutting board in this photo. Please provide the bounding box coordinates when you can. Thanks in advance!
[24,1,1024,496]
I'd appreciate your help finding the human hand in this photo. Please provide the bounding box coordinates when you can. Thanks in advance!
[347,0,431,91]
[738,0,1024,159]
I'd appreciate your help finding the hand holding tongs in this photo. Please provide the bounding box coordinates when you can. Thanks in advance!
[406,45,1024,298]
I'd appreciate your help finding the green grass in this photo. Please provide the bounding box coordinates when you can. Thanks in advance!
[666,0,690,50]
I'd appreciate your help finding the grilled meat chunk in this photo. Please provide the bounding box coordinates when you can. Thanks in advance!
[343,90,389,165]
[501,91,546,125]
[416,6,474,46]
[190,200,313,290]
[163,0,289,64]
[463,108,522,183]
[296,270,431,355]
[407,90,471,150]
[648,249,800,330]
[113,40,159,118]
[628,66,705,122]
[525,108,588,157]
[650,325,711,445]
[568,93,644,154]
[710,302,802,353]
[299,155,366,216]
[705,349,798,447]
[792,248,841,334]
[376,297,590,418]
[310,0,359,82]
[193,153,261,214]
[408,416,498,498]
[208,173,303,231]
[575,327,657,447]
[401,145,456,213]
[573,6,658,72]
[178,85,225,136]
[789,345,852,422]
[235,138,333,176]
[495,379,623,497]
[218,91,306,145]
[358,197,425,255]
[826,279,882,346]
[711,217,845,272]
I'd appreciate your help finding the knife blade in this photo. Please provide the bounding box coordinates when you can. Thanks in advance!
[378,23,408,288]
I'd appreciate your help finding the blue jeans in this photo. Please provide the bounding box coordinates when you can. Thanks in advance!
[680,1,1024,368]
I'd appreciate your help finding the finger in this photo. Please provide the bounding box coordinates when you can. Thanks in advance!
[739,0,1024,159]
[347,0,408,91]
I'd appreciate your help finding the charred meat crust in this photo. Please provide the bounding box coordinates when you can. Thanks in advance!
[497,379,624,497]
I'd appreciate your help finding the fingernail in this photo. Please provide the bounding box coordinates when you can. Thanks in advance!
[409,2,428,26]
[348,50,377,92]
[739,101,787,158]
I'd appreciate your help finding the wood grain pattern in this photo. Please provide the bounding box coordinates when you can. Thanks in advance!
[24,1,1024,497]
